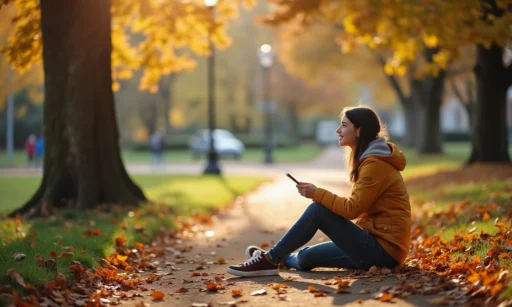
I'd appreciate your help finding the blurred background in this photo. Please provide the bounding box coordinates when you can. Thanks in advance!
[1,1,511,168]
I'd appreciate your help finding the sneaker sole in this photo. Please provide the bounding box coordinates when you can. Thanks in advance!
[226,267,279,277]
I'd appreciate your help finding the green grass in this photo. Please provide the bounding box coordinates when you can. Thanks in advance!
[0,174,267,296]
[0,144,322,167]
[410,178,512,299]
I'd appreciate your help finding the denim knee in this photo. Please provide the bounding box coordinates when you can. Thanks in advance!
[306,202,323,215]
[295,247,314,271]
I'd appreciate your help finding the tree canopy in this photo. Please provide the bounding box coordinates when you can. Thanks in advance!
[264,0,512,78]
[0,0,254,92]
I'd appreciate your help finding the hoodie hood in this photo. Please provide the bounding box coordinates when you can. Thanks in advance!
[360,137,406,171]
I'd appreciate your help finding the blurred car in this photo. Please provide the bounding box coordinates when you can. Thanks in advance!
[189,129,245,159]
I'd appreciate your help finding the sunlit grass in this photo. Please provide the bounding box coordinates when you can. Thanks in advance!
[0,174,267,296]
[409,177,512,299]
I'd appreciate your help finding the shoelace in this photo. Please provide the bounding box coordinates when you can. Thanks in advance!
[242,250,262,267]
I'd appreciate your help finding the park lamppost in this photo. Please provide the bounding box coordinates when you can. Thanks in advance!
[258,44,274,164]
[203,0,221,175]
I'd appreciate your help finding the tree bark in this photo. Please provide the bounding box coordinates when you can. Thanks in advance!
[10,0,146,218]
[159,74,174,136]
[468,44,511,163]
[413,70,446,154]
[374,52,416,148]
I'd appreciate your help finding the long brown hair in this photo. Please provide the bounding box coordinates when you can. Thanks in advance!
[342,105,387,182]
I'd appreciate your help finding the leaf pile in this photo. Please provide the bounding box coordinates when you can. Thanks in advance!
[1,212,217,306]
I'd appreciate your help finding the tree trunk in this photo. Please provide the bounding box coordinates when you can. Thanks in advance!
[401,99,417,148]
[159,74,174,136]
[10,0,145,218]
[413,71,445,154]
[468,44,511,163]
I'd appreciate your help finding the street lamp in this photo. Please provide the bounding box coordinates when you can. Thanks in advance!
[203,0,221,175]
[258,44,274,164]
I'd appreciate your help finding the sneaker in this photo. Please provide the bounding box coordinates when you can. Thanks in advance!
[245,245,267,259]
[226,251,279,277]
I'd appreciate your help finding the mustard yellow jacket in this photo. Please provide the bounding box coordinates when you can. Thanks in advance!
[312,138,411,264]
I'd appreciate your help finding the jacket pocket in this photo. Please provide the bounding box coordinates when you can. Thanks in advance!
[373,221,392,233]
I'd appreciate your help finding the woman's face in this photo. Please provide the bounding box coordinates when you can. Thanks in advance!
[336,115,359,148]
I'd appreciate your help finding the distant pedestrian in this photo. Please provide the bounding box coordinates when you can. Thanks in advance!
[35,136,45,167]
[25,134,36,167]
[150,131,165,165]
[227,105,411,277]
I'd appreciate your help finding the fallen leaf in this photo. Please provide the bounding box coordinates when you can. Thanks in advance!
[232,289,242,297]
[176,287,188,293]
[369,266,378,273]
[12,253,26,261]
[191,304,209,307]
[307,285,318,292]
[216,257,226,264]
[483,212,490,221]
[379,293,393,302]
[356,298,364,304]
[151,290,165,300]
[271,283,288,290]
[206,282,225,291]
[314,291,327,297]
[5,269,25,287]
[250,289,267,296]
[115,235,127,246]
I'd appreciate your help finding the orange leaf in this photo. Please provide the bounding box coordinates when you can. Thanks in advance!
[232,289,242,297]
[271,283,288,290]
[483,212,490,221]
[314,291,326,297]
[206,282,224,292]
[117,254,128,262]
[308,285,318,292]
[491,283,503,296]
[151,290,165,300]
[379,293,393,302]
[92,228,101,236]
[216,257,226,264]
[115,235,126,246]
[147,273,156,283]
[50,251,57,258]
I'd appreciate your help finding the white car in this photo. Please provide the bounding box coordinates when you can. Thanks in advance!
[189,129,245,159]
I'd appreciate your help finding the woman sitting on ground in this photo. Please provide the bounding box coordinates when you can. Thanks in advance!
[227,105,411,276]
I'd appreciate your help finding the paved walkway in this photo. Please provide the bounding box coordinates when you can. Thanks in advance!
[0,146,344,177]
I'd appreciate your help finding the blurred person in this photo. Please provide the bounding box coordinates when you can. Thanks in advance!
[24,134,37,167]
[150,131,165,165]
[227,105,411,276]
[35,136,45,167]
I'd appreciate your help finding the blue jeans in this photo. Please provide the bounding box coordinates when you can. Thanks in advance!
[268,202,398,271]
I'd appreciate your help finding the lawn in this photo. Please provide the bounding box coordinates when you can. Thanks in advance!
[0,144,323,168]
[0,174,268,296]
[407,177,512,301]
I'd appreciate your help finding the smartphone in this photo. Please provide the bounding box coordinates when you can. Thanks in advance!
[286,173,300,184]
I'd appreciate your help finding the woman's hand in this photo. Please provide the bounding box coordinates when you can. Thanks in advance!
[296,182,317,199]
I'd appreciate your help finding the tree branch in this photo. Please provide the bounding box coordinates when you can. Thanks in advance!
[372,51,408,106]
[450,80,467,106]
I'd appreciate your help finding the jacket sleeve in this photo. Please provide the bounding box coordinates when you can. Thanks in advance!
[312,159,389,220]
